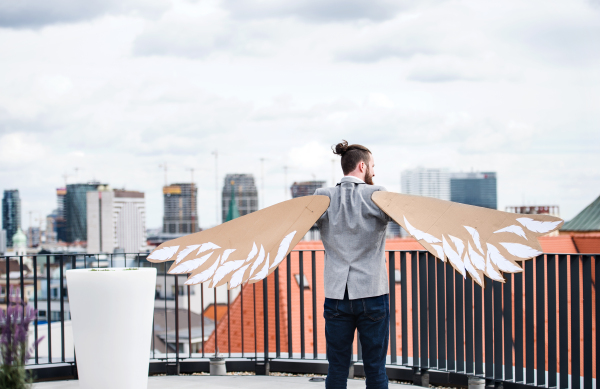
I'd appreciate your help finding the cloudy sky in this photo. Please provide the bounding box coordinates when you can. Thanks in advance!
[1,0,598,230]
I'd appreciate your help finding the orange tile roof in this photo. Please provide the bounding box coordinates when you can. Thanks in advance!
[572,234,600,254]
[538,236,578,254]
[203,304,229,323]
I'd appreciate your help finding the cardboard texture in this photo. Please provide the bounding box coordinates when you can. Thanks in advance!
[148,195,330,289]
[372,191,563,287]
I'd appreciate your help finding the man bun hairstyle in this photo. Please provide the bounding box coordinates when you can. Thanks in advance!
[332,140,372,175]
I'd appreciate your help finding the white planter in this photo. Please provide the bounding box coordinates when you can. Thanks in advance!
[67,268,157,389]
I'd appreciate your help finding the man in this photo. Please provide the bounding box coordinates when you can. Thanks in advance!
[314,140,391,389]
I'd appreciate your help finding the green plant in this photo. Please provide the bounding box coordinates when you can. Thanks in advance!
[90,269,111,272]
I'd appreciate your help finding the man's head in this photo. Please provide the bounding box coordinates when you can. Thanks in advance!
[332,140,375,185]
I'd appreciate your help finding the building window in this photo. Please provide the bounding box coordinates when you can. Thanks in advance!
[294,274,310,289]
[171,285,184,297]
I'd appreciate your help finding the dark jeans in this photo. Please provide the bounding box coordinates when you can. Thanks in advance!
[324,289,389,389]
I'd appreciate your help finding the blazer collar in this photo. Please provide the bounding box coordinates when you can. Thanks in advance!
[339,176,366,185]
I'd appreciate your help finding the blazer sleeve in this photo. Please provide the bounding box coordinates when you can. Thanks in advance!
[313,188,329,226]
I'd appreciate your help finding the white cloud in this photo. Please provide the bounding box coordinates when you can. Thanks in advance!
[0,0,598,229]
[0,0,170,29]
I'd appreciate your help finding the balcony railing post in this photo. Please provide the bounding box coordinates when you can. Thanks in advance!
[47,255,52,363]
[389,251,397,364]
[261,277,270,375]
[60,255,65,363]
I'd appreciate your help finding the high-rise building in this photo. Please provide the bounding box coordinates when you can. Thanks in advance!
[65,183,105,243]
[401,168,450,200]
[56,188,66,217]
[450,172,497,209]
[87,189,146,253]
[291,181,326,198]
[163,183,198,234]
[27,226,41,248]
[2,189,21,248]
[222,174,258,223]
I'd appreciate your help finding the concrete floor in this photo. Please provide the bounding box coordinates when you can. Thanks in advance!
[34,375,414,389]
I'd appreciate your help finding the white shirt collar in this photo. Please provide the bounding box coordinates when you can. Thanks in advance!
[340,176,365,184]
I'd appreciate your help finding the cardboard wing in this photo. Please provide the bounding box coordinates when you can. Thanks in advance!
[372,191,563,287]
[147,195,330,289]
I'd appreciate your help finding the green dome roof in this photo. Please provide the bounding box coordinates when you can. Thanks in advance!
[12,228,26,247]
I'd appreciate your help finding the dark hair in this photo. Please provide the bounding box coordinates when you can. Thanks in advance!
[332,140,371,175]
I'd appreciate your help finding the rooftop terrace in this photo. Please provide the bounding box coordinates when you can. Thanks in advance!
[33,375,413,389]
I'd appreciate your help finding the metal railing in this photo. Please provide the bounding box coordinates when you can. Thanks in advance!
[1,250,597,388]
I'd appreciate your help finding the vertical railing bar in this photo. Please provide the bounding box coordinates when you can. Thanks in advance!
[72,255,78,368]
[536,255,546,386]
[263,277,269,363]
[34,255,39,364]
[446,261,455,372]
[152,316,156,359]
[299,251,305,359]
[228,288,231,357]
[240,284,244,358]
[427,253,437,369]
[287,253,293,358]
[389,251,397,364]
[547,255,557,388]
[595,255,599,389]
[357,333,363,362]
[60,256,65,363]
[213,287,217,356]
[201,285,205,358]
[411,251,420,367]
[525,260,535,384]
[253,283,257,359]
[503,273,514,382]
[571,255,581,389]
[419,251,428,368]
[151,262,155,360]
[514,272,524,383]
[474,282,483,376]
[311,251,318,360]
[46,255,52,364]
[465,278,473,374]
[19,255,25,308]
[188,285,193,358]
[164,267,168,361]
[494,280,503,380]
[484,280,494,379]
[400,251,408,365]
[455,272,464,373]
[582,255,592,389]
[436,256,445,370]
[275,267,281,358]
[175,275,180,371]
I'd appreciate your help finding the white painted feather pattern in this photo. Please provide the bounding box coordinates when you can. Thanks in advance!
[517,218,562,234]
[486,244,522,272]
[170,252,214,274]
[175,245,201,264]
[494,225,527,240]
[404,217,441,244]
[270,231,297,269]
[499,242,542,259]
[148,245,179,262]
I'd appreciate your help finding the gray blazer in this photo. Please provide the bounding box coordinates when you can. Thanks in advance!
[315,176,391,300]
